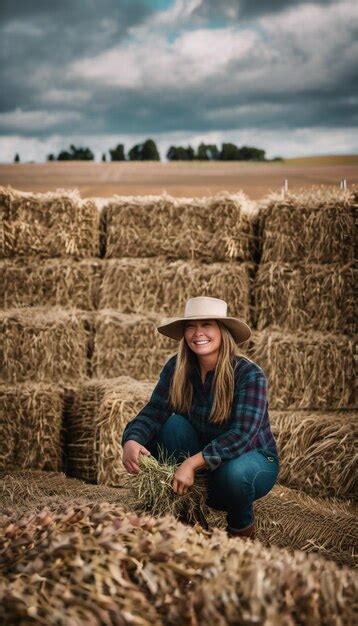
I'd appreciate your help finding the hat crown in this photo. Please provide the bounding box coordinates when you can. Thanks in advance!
[184,297,227,319]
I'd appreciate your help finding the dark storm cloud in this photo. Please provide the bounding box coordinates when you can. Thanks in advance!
[0,0,357,158]
[192,0,337,21]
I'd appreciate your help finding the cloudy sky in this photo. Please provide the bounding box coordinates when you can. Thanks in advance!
[0,0,357,161]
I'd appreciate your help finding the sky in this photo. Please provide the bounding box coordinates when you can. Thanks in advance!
[0,0,357,161]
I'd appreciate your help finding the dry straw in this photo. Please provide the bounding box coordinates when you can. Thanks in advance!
[254,261,357,334]
[102,191,257,261]
[0,186,100,258]
[270,410,357,499]
[92,311,177,380]
[119,453,208,524]
[0,307,91,383]
[250,329,356,409]
[99,257,254,323]
[0,470,356,568]
[0,500,356,625]
[0,384,63,472]
[65,376,154,483]
[258,186,355,264]
[0,258,103,310]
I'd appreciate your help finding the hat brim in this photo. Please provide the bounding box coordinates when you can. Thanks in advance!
[157,316,251,344]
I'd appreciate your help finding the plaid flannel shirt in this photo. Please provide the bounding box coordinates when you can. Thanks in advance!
[122,354,279,471]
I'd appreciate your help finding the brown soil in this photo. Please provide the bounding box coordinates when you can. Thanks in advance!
[0,156,357,200]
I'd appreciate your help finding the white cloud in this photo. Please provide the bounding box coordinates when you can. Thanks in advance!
[39,89,91,105]
[0,108,82,131]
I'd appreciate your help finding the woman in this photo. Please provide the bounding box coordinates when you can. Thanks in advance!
[122,296,280,540]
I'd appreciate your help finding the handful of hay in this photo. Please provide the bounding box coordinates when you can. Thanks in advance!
[121,453,209,525]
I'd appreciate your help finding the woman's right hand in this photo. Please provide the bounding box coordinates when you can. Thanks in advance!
[123,440,151,474]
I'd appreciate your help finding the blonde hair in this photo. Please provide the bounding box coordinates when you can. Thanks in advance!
[169,321,249,424]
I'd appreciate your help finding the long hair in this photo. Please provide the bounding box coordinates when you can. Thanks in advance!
[169,321,249,424]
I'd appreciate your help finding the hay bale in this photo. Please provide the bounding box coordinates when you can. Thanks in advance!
[65,376,154,483]
[102,192,257,261]
[0,186,100,258]
[0,384,63,472]
[0,470,128,513]
[0,307,90,383]
[249,329,356,409]
[92,311,177,380]
[258,187,355,264]
[99,257,253,322]
[254,261,357,333]
[270,410,357,499]
[0,258,103,310]
[0,499,355,626]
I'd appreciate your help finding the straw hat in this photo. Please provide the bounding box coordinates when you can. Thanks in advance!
[157,297,251,344]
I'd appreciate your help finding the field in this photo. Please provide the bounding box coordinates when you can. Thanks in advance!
[0,154,357,199]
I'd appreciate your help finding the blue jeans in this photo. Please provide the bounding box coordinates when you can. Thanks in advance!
[146,413,279,532]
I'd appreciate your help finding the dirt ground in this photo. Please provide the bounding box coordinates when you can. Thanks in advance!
[0,156,357,200]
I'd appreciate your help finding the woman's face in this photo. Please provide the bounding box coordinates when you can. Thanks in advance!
[184,319,222,359]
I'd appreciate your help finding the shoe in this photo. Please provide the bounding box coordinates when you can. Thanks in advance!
[227,522,255,540]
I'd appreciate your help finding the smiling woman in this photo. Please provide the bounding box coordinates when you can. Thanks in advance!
[121,296,280,540]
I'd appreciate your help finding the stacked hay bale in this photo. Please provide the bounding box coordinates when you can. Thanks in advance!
[94,192,257,379]
[0,187,100,471]
[252,187,357,507]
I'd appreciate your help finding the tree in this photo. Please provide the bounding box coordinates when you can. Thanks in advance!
[196,143,220,160]
[236,145,266,161]
[57,144,94,161]
[141,139,160,161]
[167,145,195,161]
[128,138,160,161]
[14,153,20,163]
[109,144,125,161]
[220,143,240,160]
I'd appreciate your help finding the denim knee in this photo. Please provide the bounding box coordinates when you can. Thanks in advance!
[156,413,202,462]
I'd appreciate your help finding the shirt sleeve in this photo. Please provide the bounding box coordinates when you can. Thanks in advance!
[202,369,268,471]
[121,356,176,447]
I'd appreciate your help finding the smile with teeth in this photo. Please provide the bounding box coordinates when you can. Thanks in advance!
[193,340,211,345]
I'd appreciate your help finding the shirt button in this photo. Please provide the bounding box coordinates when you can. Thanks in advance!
[268,456,274,462]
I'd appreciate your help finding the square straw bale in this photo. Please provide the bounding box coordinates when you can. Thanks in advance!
[254,261,357,334]
[92,311,177,380]
[99,257,254,322]
[0,307,91,383]
[270,409,357,499]
[248,329,356,409]
[258,187,355,264]
[0,258,103,310]
[65,377,154,483]
[102,192,257,261]
[0,186,100,258]
[0,383,63,471]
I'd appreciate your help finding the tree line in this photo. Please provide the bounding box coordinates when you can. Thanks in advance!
[12,139,282,163]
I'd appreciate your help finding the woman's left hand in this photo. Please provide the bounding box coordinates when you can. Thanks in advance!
[172,459,195,495]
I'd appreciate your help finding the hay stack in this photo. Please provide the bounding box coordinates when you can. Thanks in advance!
[270,410,357,499]
[102,192,257,261]
[0,258,103,310]
[0,307,90,383]
[0,500,356,625]
[254,261,357,333]
[0,384,63,472]
[0,470,128,513]
[249,329,356,409]
[99,257,253,321]
[92,311,177,380]
[65,376,154,483]
[258,187,355,264]
[0,186,100,257]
